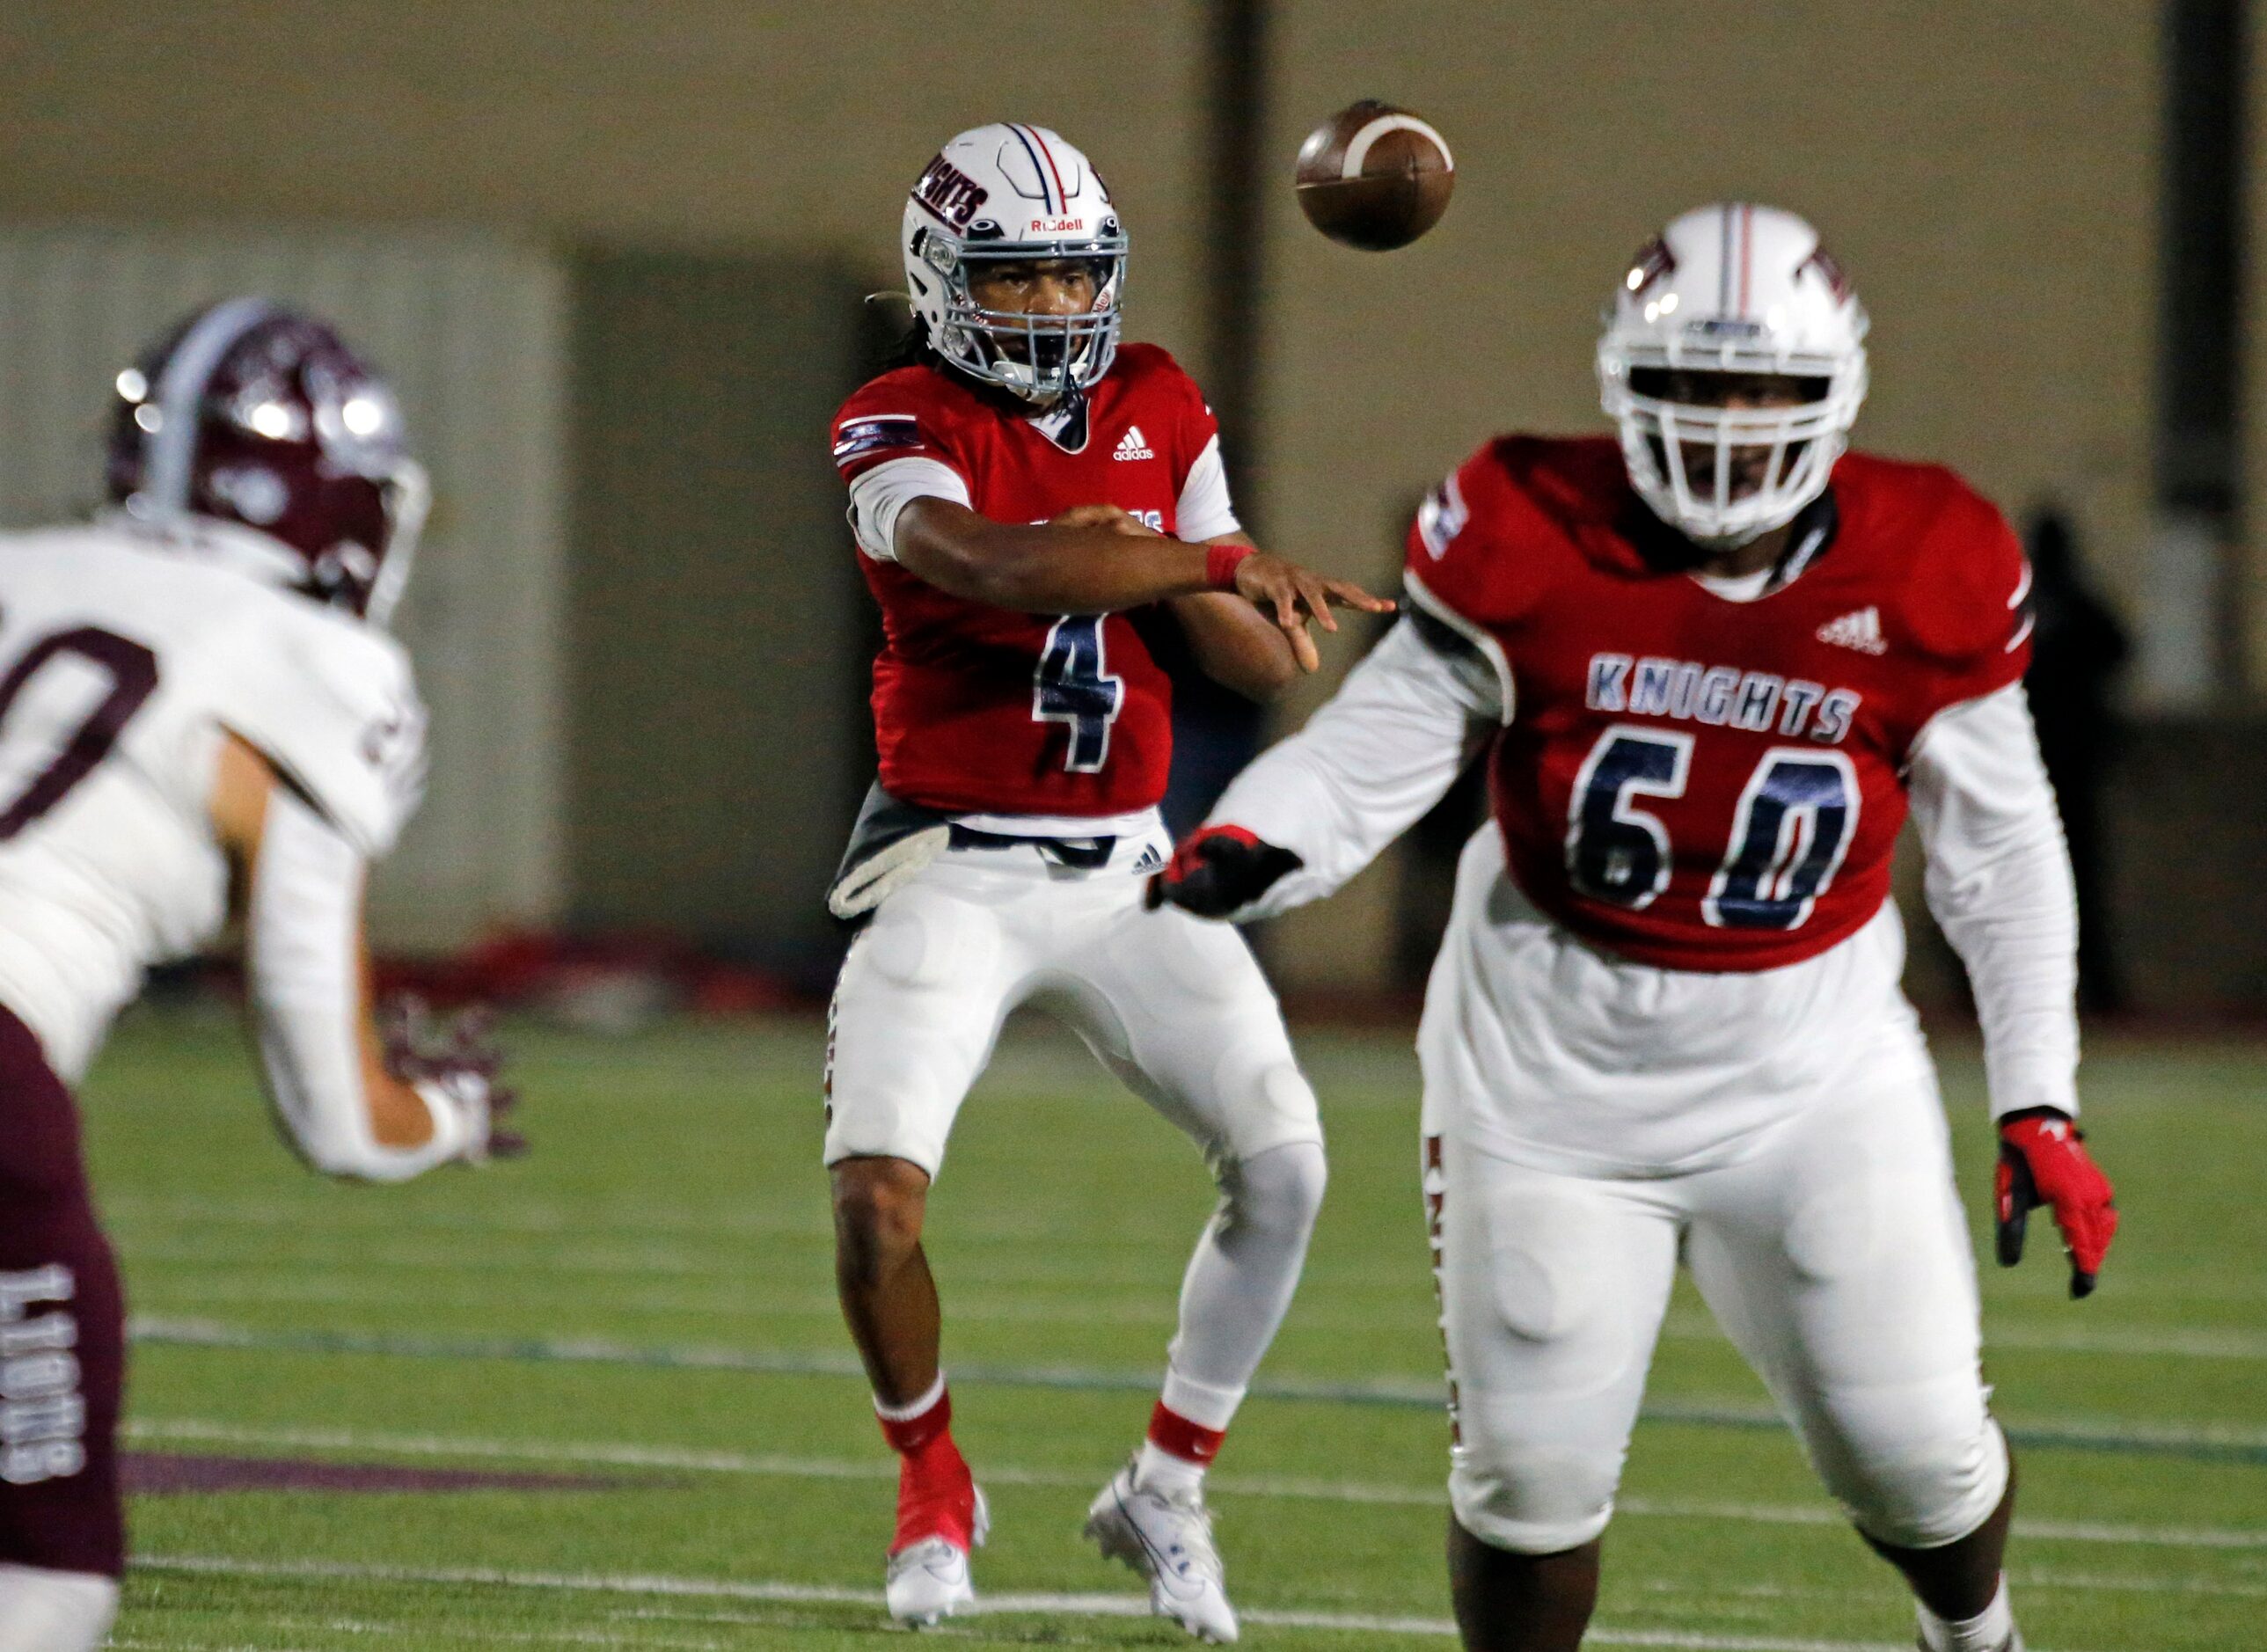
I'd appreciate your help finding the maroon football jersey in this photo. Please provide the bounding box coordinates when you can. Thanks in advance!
[1409,435,2031,973]
[832,344,1222,816]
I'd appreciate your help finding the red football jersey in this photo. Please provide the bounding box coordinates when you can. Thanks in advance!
[832,343,1223,816]
[1408,435,2032,973]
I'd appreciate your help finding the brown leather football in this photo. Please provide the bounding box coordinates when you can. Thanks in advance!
[1294,100,1455,251]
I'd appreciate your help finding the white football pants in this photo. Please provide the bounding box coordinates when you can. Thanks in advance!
[824,837,1321,1180]
[824,835,1327,1426]
[1429,1056,2007,1555]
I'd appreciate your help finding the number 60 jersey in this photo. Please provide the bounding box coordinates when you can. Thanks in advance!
[0,522,425,1080]
[1408,436,2031,973]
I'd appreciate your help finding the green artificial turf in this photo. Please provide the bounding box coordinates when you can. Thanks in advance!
[76,1005,2267,1649]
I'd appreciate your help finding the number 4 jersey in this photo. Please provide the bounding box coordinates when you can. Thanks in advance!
[1411,435,2032,974]
[830,343,1236,818]
[0,522,426,1080]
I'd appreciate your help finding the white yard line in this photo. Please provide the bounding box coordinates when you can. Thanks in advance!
[131,1554,1927,1649]
[124,1417,2267,1551]
[125,1317,2267,1464]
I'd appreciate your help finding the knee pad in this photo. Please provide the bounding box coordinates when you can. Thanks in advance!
[1810,1389,2009,1550]
[1208,1049,1323,1166]
[1218,1138,1327,1241]
[1448,1427,1620,1554]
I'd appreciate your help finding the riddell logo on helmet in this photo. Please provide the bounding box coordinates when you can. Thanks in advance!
[1032,216,1087,234]
[914,156,989,230]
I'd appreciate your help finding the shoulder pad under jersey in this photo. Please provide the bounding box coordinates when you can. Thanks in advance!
[213,593,427,857]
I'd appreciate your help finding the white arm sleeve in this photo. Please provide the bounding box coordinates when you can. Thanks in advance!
[247,790,451,1181]
[846,457,973,561]
[1174,435,1242,544]
[1205,611,1503,919]
[1907,683,2081,1119]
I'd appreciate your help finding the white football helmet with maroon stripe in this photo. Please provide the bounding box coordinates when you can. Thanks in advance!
[1598,203,1869,548]
[901,123,1126,405]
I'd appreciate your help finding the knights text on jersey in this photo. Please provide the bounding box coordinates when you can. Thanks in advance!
[830,343,1219,816]
[1408,435,2032,974]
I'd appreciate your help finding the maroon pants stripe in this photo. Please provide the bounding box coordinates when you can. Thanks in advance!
[0,1005,125,1578]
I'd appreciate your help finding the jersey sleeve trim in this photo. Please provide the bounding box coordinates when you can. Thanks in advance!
[1174,434,1240,543]
[847,457,973,562]
[1404,568,1514,724]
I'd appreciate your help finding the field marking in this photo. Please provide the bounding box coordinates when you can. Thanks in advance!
[127,1317,2267,1467]
[119,1250,2267,1363]
[130,1554,1930,1649]
[124,1416,2267,1552]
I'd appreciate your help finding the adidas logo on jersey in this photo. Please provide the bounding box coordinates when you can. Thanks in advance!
[1113,425,1155,461]
[1816,606,1888,655]
[1133,843,1165,873]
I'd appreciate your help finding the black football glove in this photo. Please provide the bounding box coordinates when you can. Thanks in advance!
[1144,825,1304,918]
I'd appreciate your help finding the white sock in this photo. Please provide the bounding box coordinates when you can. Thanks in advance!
[874,1371,947,1424]
[1164,1140,1325,1408]
[0,1564,120,1652]
[1917,1575,2020,1652]
[1133,1437,1207,1499]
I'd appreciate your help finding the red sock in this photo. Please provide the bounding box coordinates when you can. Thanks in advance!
[879,1385,976,1553]
[1144,1400,1226,1469]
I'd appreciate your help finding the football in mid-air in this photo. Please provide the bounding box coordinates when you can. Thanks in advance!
[1294,100,1455,251]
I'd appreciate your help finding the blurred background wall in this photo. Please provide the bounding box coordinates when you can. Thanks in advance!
[0,1,2255,1012]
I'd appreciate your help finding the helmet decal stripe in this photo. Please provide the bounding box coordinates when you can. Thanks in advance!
[1718,203,1735,315]
[148,296,278,515]
[1738,202,1754,318]
[1020,124,1072,216]
[1005,123,1057,214]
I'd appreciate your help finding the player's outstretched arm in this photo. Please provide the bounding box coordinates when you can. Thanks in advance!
[209,731,520,1181]
[1908,683,2115,1296]
[894,498,1390,671]
[1166,531,1305,702]
[1151,609,1503,921]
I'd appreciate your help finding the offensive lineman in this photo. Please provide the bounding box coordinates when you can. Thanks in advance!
[1152,206,2117,1652]
[0,300,513,1652]
[825,124,1389,1639]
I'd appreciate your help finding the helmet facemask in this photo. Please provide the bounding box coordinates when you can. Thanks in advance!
[1606,358,1867,549]
[920,230,1126,406]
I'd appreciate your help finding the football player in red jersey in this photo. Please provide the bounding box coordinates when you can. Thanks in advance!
[824,124,1390,1639]
[1153,204,2116,1652]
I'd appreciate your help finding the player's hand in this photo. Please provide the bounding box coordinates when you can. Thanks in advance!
[1145,825,1304,918]
[1049,503,1161,537]
[1994,1107,2116,1298]
[1232,552,1395,672]
[380,994,526,1163]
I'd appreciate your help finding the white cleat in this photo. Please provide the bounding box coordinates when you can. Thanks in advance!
[885,1486,988,1628]
[1084,1461,1240,1644]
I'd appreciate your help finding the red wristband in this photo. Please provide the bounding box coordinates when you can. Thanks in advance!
[1206,544,1254,590]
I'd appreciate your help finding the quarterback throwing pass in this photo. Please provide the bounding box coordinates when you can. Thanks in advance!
[1153,205,2116,1652]
[823,124,1389,1641]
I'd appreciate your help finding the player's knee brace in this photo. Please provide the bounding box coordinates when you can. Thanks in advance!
[1810,1389,2010,1550]
[1218,1138,1327,1245]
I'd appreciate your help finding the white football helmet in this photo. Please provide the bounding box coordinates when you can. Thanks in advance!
[1598,203,1868,548]
[901,123,1125,405]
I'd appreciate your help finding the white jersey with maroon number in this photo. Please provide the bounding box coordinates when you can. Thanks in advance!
[0,523,425,1080]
